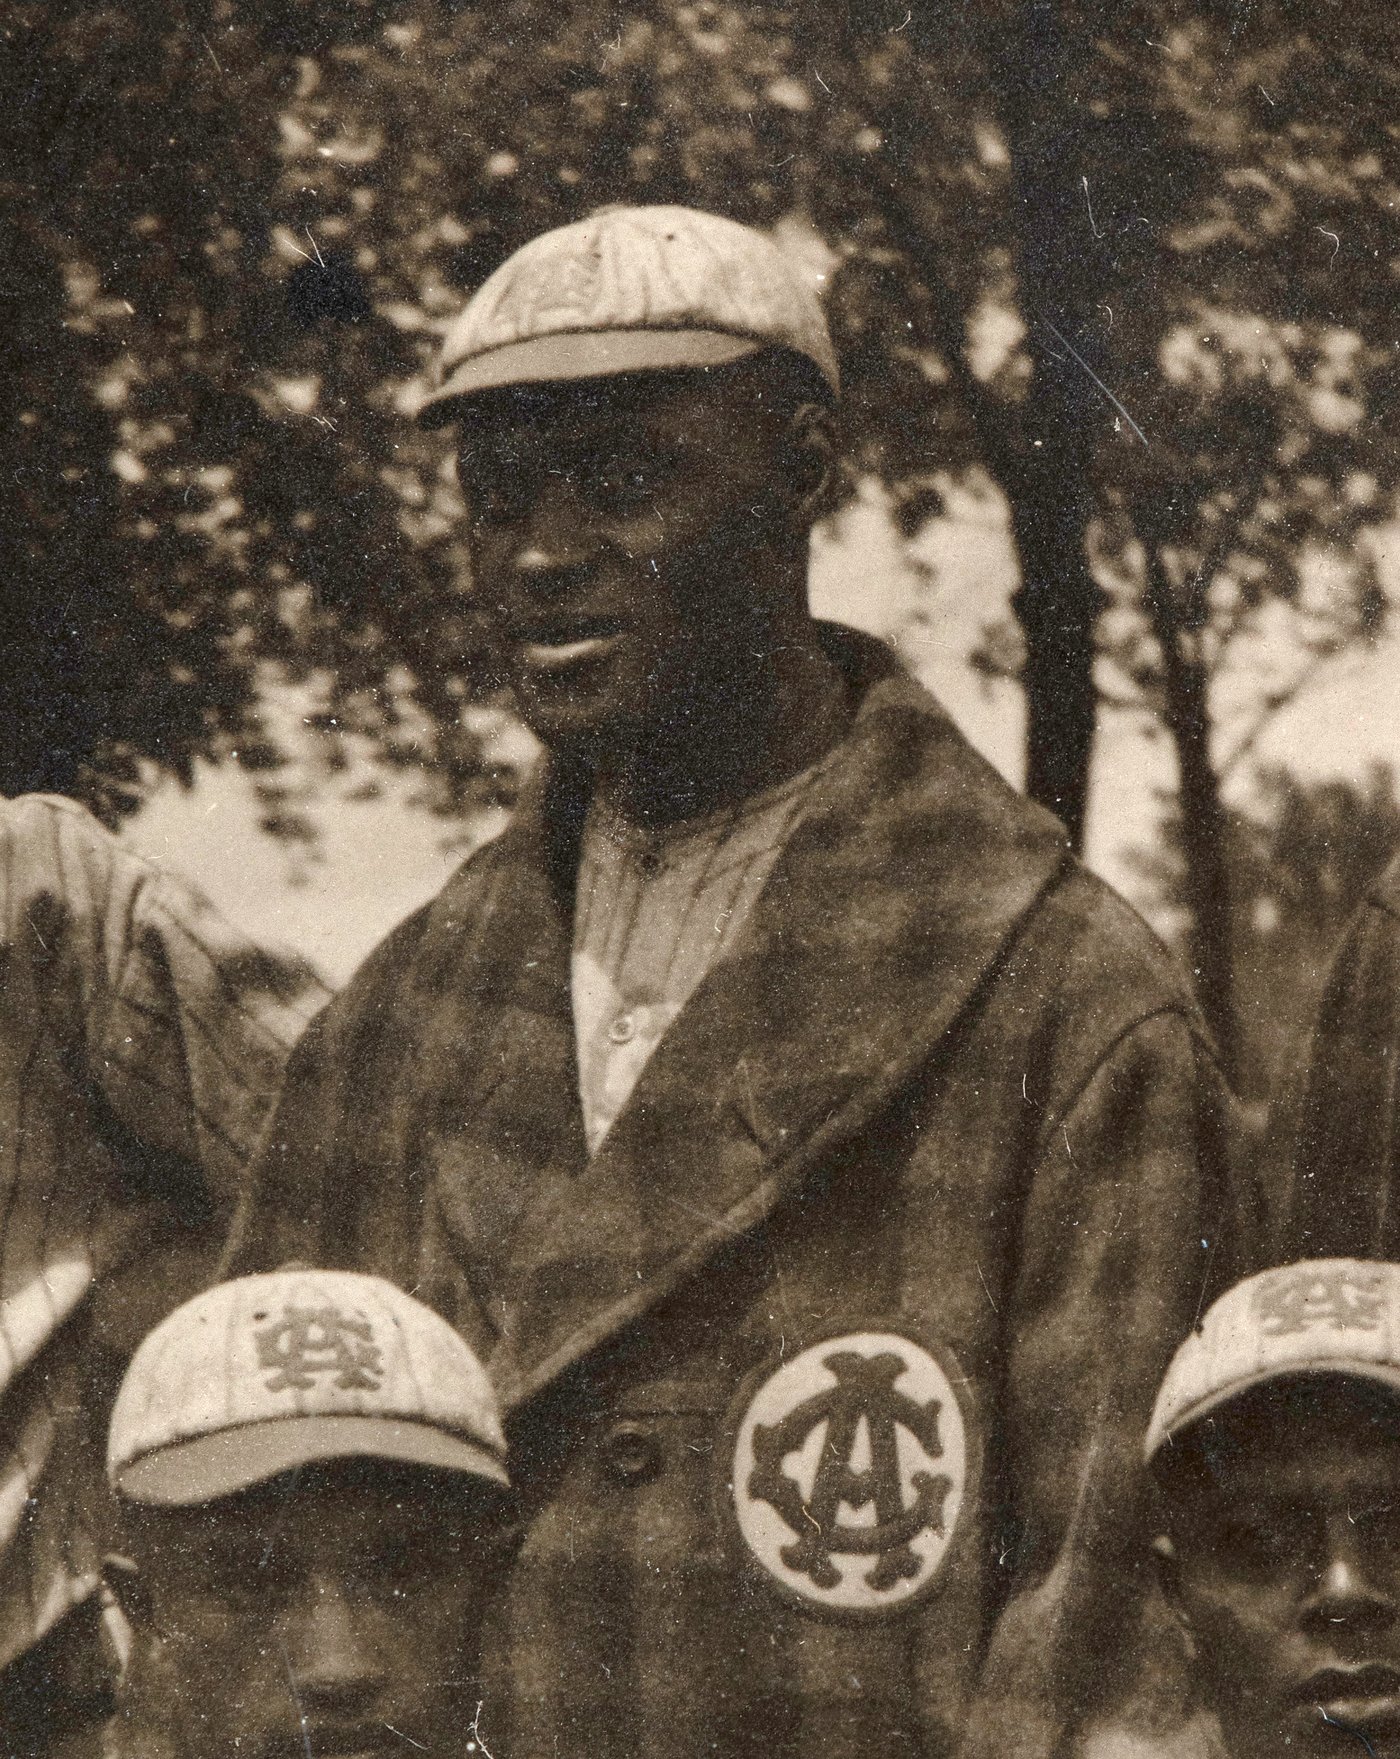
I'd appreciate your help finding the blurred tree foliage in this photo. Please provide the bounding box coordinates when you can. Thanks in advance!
[2,0,1396,1061]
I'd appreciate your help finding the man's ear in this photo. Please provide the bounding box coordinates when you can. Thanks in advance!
[786,403,837,523]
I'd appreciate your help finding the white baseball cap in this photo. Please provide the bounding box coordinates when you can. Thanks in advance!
[419,204,840,424]
[1146,1258,1400,1464]
[108,1268,509,1506]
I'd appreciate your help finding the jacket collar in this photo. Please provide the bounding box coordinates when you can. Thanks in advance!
[431,626,1071,1405]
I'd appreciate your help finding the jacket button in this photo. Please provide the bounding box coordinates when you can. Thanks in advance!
[601,1419,662,1487]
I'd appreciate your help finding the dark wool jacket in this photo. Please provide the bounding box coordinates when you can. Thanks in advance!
[227,627,1240,1759]
[1276,852,1400,1259]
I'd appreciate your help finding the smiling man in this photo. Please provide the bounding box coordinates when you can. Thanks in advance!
[227,205,1243,1759]
[103,1266,518,1759]
[1149,1259,1400,1759]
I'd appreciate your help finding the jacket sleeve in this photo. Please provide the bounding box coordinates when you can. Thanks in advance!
[967,1006,1239,1759]
[1271,875,1400,1261]
[1,793,328,1203]
[220,894,437,1279]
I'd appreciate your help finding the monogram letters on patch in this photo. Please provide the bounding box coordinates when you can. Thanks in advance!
[255,1303,385,1394]
[1253,1265,1387,1337]
[729,1331,971,1616]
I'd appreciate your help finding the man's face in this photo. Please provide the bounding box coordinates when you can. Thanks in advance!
[456,366,807,753]
[117,1464,514,1759]
[1163,1387,1400,1759]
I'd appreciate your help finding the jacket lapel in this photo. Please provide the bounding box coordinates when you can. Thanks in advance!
[469,635,1072,1406]
[407,789,586,1354]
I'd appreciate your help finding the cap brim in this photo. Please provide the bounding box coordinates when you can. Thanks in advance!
[1147,1360,1400,1463]
[418,327,763,426]
[115,1415,510,1507]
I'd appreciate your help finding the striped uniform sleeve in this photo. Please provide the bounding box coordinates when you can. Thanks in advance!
[0,794,329,1671]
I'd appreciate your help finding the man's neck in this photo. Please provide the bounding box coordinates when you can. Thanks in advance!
[593,625,849,830]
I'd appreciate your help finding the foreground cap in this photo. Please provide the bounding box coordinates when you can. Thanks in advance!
[419,204,839,424]
[1146,1258,1400,1463]
[108,1268,509,1506]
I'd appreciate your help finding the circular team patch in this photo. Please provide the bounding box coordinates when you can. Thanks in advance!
[729,1331,970,1617]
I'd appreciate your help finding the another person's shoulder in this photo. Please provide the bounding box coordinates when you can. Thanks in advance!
[0,789,327,1042]
[1306,845,1400,1022]
[1361,847,1400,923]
[1,788,128,871]
[0,789,195,931]
[0,791,156,958]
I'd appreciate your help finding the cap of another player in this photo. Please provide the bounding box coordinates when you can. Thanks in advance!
[1146,1257,1400,1464]
[108,1267,509,1506]
[419,204,840,424]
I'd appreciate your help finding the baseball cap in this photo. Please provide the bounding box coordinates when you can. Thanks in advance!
[419,204,840,424]
[1146,1258,1400,1464]
[108,1267,509,1507]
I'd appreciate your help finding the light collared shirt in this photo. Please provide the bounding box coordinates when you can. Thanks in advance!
[571,760,826,1154]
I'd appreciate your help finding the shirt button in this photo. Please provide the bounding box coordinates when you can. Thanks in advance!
[601,1420,662,1488]
[608,1011,637,1044]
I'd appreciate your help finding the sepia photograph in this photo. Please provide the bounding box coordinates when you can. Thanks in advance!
[2,3,1399,1756]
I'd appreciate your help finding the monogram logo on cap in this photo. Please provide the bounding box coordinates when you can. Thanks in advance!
[729,1331,971,1616]
[255,1303,385,1394]
[1254,1265,1388,1338]
[489,244,605,336]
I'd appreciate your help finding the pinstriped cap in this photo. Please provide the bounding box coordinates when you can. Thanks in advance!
[108,1268,509,1507]
[1146,1258,1400,1463]
[419,205,839,424]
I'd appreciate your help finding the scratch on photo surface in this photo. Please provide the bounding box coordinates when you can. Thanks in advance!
[1319,1706,1378,1756]
[1080,176,1104,240]
[278,1640,314,1759]
[467,1701,497,1759]
[1191,1236,1218,1331]
[1043,320,1149,447]
[384,1725,429,1751]
[663,1191,744,1237]
[975,1260,999,1314]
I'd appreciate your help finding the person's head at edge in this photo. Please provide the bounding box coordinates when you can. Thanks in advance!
[1147,1260,1400,1759]
[101,1267,520,1759]
[420,205,848,824]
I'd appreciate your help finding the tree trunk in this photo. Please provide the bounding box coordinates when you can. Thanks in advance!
[806,0,1110,847]
[983,0,1107,850]
[1144,554,1238,1075]
[1006,468,1105,848]
[1170,681,1236,1074]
